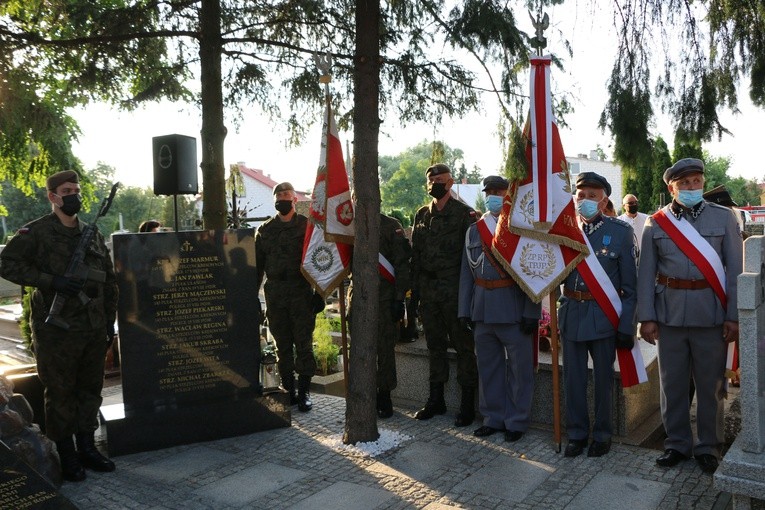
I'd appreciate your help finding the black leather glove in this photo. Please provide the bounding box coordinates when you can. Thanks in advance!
[520,317,538,335]
[106,322,116,347]
[458,317,473,332]
[391,300,405,322]
[311,292,326,314]
[51,275,84,296]
[615,332,635,350]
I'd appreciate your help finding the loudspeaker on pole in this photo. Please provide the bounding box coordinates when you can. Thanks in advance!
[152,134,199,195]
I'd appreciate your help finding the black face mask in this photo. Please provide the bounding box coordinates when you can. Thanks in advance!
[626,204,638,215]
[429,182,448,200]
[58,194,82,216]
[275,200,293,216]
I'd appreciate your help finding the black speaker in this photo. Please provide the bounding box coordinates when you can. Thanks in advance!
[152,134,199,195]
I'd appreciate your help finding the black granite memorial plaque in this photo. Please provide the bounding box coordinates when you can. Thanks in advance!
[0,441,77,510]
[102,229,289,455]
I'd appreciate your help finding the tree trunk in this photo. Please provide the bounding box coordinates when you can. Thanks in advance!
[199,0,227,230]
[343,0,381,445]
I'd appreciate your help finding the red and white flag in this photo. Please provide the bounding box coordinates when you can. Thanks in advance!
[492,56,588,303]
[301,99,354,298]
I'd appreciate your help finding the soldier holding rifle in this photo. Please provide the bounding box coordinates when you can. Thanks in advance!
[0,171,119,482]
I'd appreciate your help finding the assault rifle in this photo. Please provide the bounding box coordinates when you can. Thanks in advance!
[45,183,120,330]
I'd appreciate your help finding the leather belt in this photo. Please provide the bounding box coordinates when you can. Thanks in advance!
[563,288,595,301]
[656,273,711,290]
[475,277,515,289]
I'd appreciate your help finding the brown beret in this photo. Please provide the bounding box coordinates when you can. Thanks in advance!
[426,163,451,177]
[46,170,79,191]
[273,182,295,195]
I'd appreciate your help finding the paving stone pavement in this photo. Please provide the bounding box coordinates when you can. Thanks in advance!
[57,387,732,510]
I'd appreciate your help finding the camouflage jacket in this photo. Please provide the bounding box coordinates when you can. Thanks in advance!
[255,213,309,290]
[0,213,118,331]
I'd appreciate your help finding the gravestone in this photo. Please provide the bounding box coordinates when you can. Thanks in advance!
[0,441,76,510]
[716,235,765,508]
[101,230,289,456]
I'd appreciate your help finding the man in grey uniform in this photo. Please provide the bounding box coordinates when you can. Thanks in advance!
[638,158,742,474]
[559,172,637,458]
[458,176,540,442]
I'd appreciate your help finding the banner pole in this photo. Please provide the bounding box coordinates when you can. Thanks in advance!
[549,288,562,452]
[339,280,349,398]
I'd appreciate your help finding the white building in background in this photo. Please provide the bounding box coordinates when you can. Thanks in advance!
[566,150,624,212]
[230,162,310,227]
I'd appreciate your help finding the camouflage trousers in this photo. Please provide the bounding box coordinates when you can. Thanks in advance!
[32,326,107,441]
[420,295,478,388]
[265,281,317,379]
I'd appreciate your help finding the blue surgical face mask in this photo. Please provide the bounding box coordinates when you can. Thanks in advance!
[486,194,503,214]
[677,189,704,207]
[576,198,600,220]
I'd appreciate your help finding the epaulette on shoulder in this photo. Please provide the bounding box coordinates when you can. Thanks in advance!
[706,202,730,212]
[608,216,631,229]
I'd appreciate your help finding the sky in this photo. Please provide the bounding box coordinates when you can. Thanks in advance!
[70,3,765,193]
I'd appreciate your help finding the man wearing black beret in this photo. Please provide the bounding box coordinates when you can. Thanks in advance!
[411,163,478,426]
[0,170,119,482]
[638,158,742,474]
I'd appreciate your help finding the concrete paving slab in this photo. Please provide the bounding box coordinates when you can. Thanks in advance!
[290,480,393,510]
[564,472,670,510]
[452,453,555,502]
[382,441,465,481]
[194,461,307,505]
[132,446,235,483]
[422,503,464,510]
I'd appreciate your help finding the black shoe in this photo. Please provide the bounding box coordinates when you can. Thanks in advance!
[75,432,115,472]
[57,438,86,482]
[414,400,447,420]
[656,449,688,467]
[454,411,475,427]
[587,439,611,457]
[377,390,393,419]
[696,454,719,474]
[473,425,502,437]
[297,392,313,412]
[564,439,587,457]
[505,430,524,442]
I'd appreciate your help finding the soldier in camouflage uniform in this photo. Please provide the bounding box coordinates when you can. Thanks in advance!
[255,182,317,412]
[0,171,118,482]
[411,163,478,427]
[348,213,412,418]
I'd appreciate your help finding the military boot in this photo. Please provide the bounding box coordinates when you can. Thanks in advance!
[281,375,298,405]
[454,386,476,427]
[56,436,86,482]
[297,375,313,412]
[414,382,446,420]
[76,432,116,472]
[377,389,393,418]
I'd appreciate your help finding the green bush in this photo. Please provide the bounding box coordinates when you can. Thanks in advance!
[20,287,33,353]
[313,313,339,375]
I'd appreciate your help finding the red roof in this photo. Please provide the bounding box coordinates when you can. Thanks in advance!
[236,163,310,200]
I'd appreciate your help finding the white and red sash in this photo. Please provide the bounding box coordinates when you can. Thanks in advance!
[378,253,395,284]
[574,233,647,388]
[476,214,498,246]
[652,209,727,310]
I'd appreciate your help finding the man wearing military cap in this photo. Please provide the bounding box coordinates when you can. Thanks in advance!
[459,175,540,442]
[638,158,742,474]
[255,182,317,412]
[411,163,478,426]
[0,170,119,482]
[559,171,637,458]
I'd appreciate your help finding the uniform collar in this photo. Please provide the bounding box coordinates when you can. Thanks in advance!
[670,199,705,220]
[582,215,605,235]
